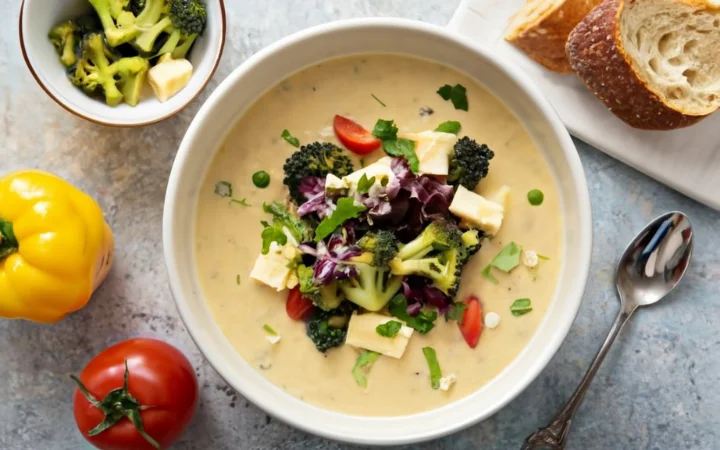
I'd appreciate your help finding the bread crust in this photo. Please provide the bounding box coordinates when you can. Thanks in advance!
[566,0,708,130]
[506,0,602,73]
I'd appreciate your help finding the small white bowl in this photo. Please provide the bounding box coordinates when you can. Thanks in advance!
[163,19,593,446]
[19,0,226,127]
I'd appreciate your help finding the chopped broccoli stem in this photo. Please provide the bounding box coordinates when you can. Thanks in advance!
[134,16,173,52]
[88,0,142,47]
[48,21,78,67]
[340,263,403,312]
[171,33,198,59]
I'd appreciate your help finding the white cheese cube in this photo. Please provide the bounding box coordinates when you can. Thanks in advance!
[439,373,457,391]
[250,242,294,291]
[148,59,193,103]
[484,312,501,329]
[400,131,456,176]
[522,250,539,268]
[325,173,347,191]
[266,335,281,344]
[343,157,395,191]
[346,312,414,358]
[449,186,505,235]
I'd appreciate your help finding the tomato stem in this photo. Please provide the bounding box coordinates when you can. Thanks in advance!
[0,218,18,259]
[71,361,161,449]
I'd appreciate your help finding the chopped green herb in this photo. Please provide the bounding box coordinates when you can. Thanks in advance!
[260,222,287,254]
[388,294,437,334]
[314,197,367,242]
[252,171,271,188]
[376,320,402,338]
[372,119,399,140]
[434,121,462,134]
[281,129,300,148]
[538,254,550,261]
[214,181,233,198]
[383,139,419,173]
[510,298,533,316]
[482,242,522,282]
[263,324,278,335]
[371,93,386,107]
[359,158,366,168]
[437,84,469,111]
[356,174,376,194]
[236,274,241,285]
[528,189,544,206]
[352,351,381,388]
[422,347,443,390]
[445,302,468,322]
[230,198,251,207]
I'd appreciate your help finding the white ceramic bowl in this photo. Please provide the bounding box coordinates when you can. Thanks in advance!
[19,0,226,127]
[163,18,592,446]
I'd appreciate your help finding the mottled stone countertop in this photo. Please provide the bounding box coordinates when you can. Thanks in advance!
[2,1,719,449]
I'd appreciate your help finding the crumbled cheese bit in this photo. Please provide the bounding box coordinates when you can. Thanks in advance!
[484,312,501,329]
[523,250,539,268]
[439,373,457,391]
[266,335,281,344]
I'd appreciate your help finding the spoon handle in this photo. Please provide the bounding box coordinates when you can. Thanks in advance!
[522,308,633,449]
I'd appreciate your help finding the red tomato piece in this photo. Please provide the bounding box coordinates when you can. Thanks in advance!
[458,296,483,348]
[333,115,382,155]
[286,286,315,320]
[72,339,198,450]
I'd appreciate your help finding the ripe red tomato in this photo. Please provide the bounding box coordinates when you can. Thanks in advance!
[72,339,198,450]
[458,296,483,348]
[286,286,315,320]
[333,115,382,155]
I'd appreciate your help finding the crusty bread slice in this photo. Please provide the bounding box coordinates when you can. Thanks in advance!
[567,0,720,130]
[505,0,603,73]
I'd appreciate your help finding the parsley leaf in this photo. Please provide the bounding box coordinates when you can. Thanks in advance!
[260,224,287,254]
[436,84,469,111]
[482,242,521,282]
[314,197,367,242]
[376,320,402,338]
[422,347,443,390]
[434,121,462,134]
[263,324,278,335]
[214,181,233,198]
[372,119,398,140]
[236,274,241,285]
[281,129,300,148]
[352,351,381,388]
[356,174,376,194]
[383,139,419,173]
[437,84,453,100]
[371,93,386,107]
[388,294,437,334]
[445,302,468,322]
[230,198,251,207]
[510,298,532,316]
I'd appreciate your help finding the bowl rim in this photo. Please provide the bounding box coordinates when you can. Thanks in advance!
[18,0,227,128]
[163,17,593,445]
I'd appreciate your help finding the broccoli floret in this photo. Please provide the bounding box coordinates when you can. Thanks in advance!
[389,219,478,296]
[49,21,79,67]
[88,0,144,47]
[448,137,495,192]
[306,307,350,352]
[283,142,354,205]
[135,0,206,56]
[262,202,312,246]
[68,33,149,106]
[297,265,344,311]
[356,230,399,269]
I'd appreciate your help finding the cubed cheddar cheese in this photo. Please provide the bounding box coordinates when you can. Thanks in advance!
[148,59,193,103]
[346,313,414,358]
[250,242,296,291]
[400,131,457,176]
[449,186,505,236]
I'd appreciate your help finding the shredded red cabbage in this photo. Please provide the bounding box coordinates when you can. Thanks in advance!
[402,277,452,315]
[298,233,361,285]
[297,176,335,218]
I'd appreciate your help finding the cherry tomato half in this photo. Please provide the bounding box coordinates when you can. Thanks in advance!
[72,339,198,450]
[458,296,483,348]
[333,115,382,155]
[286,286,315,321]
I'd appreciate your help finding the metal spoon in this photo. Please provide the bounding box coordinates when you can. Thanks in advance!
[522,211,693,449]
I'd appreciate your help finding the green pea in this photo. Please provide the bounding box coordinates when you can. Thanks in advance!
[527,189,544,206]
[253,171,271,189]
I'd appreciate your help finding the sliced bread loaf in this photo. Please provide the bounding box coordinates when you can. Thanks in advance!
[567,0,720,130]
[505,0,603,73]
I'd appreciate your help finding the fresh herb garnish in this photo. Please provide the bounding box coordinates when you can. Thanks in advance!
[230,198,251,207]
[527,189,544,206]
[236,274,241,285]
[383,139,419,173]
[260,225,287,254]
[372,119,399,140]
[281,129,300,148]
[481,242,522,283]
[422,347,443,390]
[376,320,402,338]
[214,181,233,198]
[437,84,469,111]
[371,93,386,107]
[314,197,367,242]
[538,254,550,261]
[352,351,381,388]
[435,121,462,134]
[388,294,437,334]
[359,158,366,168]
[445,302,468,322]
[252,171,271,188]
[263,324,278,335]
[510,298,533,316]
[356,174,376,194]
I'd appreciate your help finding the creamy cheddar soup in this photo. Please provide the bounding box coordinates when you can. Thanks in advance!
[194,55,562,416]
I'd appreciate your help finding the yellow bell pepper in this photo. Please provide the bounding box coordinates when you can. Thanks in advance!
[0,170,114,323]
